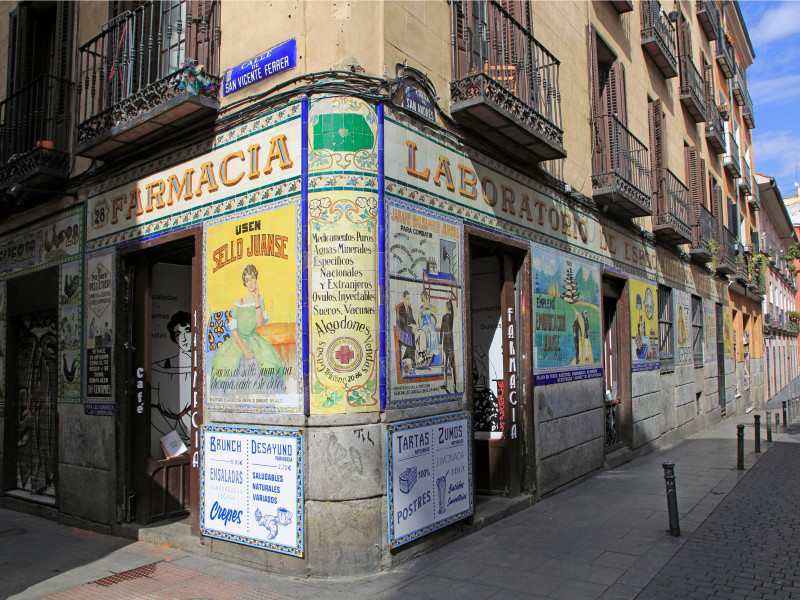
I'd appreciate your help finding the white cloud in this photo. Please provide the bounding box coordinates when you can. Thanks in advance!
[753,130,800,189]
[749,74,800,104]
[750,2,800,45]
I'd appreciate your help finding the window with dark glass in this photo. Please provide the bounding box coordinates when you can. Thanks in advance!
[692,295,703,368]
[658,285,674,372]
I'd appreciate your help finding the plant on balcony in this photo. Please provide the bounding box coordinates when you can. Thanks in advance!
[707,238,719,276]
[172,59,216,96]
[754,252,770,292]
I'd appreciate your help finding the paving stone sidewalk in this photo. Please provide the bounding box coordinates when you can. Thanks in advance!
[2,412,798,600]
[637,440,800,600]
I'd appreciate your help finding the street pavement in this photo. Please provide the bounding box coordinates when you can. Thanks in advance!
[2,410,799,600]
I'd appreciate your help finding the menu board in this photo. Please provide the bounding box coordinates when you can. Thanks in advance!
[387,412,472,547]
[201,425,303,556]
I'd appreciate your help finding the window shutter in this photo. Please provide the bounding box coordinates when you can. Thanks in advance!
[587,26,600,119]
[704,64,715,109]
[605,61,627,126]
[713,184,724,240]
[685,146,701,223]
[649,99,664,210]
[677,14,692,57]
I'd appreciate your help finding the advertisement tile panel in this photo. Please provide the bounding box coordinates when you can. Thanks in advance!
[201,425,303,557]
[386,199,464,409]
[531,243,602,386]
[387,412,472,548]
[87,111,302,243]
[85,251,115,416]
[674,290,692,365]
[309,192,379,413]
[59,259,82,401]
[204,201,302,413]
[630,277,659,372]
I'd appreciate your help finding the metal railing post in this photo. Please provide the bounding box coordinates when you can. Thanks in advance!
[662,461,680,537]
[783,401,787,428]
[754,414,761,453]
[737,424,745,470]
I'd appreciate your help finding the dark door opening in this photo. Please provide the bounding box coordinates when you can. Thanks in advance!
[469,239,527,497]
[602,275,631,451]
[3,268,59,503]
[121,234,200,526]
[716,303,726,417]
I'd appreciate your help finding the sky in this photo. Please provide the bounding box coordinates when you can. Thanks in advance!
[738,1,800,199]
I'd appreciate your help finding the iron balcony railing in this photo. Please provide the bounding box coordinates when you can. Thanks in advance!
[653,167,691,242]
[732,63,745,106]
[591,113,651,204]
[724,132,740,177]
[450,1,563,140]
[716,33,735,79]
[704,100,725,154]
[717,225,737,272]
[692,201,716,257]
[740,158,752,195]
[679,54,706,120]
[742,87,755,128]
[640,0,678,78]
[696,0,721,41]
[0,75,73,187]
[77,0,221,145]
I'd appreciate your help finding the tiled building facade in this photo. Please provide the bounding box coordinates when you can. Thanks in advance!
[0,0,787,576]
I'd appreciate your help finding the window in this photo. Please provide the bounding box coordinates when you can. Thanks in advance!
[658,285,674,372]
[692,295,703,368]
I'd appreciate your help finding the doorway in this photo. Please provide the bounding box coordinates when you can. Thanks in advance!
[3,268,59,503]
[716,303,726,417]
[468,236,529,497]
[119,231,201,528]
[602,274,631,451]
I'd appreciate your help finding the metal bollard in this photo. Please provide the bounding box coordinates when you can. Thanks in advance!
[662,461,680,537]
[776,414,780,435]
[766,410,773,443]
[754,414,761,453]
[783,401,788,428]
[737,424,745,470]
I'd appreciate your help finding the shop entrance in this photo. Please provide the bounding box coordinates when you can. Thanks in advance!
[119,231,202,529]
[601,275,631,451]
[468,237,528,497]
[3,268,59,503]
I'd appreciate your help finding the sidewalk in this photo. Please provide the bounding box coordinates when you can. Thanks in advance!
[2,410,795,600]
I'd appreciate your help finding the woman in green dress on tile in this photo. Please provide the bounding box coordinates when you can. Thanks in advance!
[211,264,285,388]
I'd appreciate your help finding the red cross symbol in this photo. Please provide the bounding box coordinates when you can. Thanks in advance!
[335,345,355,365]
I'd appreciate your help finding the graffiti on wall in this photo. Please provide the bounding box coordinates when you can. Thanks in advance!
[16,311,58,496]
[630,277,659,372]
[205,203,302,413]
[387,199,463,409]
[531,244,602,385]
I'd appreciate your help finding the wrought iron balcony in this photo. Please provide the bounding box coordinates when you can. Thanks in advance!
[679,55,706,123]
[732,64,745,106]
[652,167,691,245]
[449,0,565,163]
[690,199,716,263]
[696,0,721,41]
[723,133,741,178]
[591,113,652,217]
[716,34,735,79]
[739,159,751,195]
[716,225,737,275]
[742,89,755,129]
[748,178,760,209]
[77,0,221,159]
[734,250,750,286]
[640,0,678,79]
[0,75,72,191]
[704,102,725,154]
